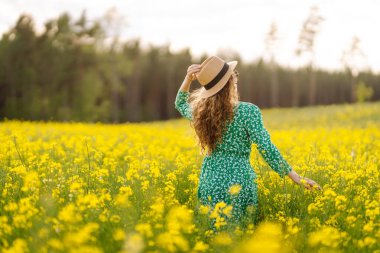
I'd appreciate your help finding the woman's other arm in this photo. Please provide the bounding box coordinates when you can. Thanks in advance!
[245,104,322,190]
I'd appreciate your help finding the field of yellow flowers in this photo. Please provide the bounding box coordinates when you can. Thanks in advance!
[0,101,379,253]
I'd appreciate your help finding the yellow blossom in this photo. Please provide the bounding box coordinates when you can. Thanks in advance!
[113,228,126,241]
[135,223,153,238]
[308,226,343,248]
[229,184,242,195]
[212,232,232,245]
[192,240,209,251]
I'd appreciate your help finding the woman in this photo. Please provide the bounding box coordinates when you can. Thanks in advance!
[174,56,321,229]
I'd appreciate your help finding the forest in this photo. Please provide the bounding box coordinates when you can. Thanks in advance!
[1,10,379,123]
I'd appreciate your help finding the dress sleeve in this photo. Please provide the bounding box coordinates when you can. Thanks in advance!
[244,104,293,178]
[174,90,192,121]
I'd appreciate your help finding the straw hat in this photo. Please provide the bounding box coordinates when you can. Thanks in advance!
[196,56,238,98]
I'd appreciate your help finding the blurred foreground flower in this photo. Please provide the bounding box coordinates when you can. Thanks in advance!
[233,221,290,253]
[122,232,145,253]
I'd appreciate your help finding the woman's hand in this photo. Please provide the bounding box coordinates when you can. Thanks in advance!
[298,177,322,191]
[185,64,201,82]
[287,170,322,191]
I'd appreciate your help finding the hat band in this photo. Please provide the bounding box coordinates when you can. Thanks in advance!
[204,62,229,90]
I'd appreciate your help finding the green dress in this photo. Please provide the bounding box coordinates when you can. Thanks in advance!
[174,90,293,227]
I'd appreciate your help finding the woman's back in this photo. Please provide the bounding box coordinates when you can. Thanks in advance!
[205,100,253,159]
[175,89,293,180]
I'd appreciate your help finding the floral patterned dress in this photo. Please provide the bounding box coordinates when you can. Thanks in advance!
[174,90,293,227]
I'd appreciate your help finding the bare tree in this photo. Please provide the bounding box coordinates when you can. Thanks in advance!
[101,7,127,122]
[295,5,324,106]
[265,21,280,107]
[341,36,368,102]
[123,40,142,122]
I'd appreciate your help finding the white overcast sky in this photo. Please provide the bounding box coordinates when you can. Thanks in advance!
[1,0,380,72]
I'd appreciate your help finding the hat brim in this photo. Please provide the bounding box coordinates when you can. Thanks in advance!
[227,60,238,70]
[199,60,238,98]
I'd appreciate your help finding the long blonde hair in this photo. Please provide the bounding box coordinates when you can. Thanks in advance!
[188,70,240,156]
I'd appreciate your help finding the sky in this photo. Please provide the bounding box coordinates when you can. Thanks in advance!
[1,0,380,72]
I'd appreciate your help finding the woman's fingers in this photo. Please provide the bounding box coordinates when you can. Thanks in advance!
[187,67,201,75]
[188,68,201,74]
[189,64,201,69]
[306,179,322,191]
[187,65,201,73]
[187,68,201,81]
[300,177,322,191]
[185,64,202,81]
[187,64,201,77]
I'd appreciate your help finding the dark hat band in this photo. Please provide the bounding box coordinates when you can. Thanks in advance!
[204,62,229,90]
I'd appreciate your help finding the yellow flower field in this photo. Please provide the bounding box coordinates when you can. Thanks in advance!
[0,101,379,253]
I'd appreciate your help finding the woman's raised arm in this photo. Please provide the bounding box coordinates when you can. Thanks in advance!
[174,64,201,120]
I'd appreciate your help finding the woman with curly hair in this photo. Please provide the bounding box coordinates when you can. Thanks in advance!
[174,55,321,230]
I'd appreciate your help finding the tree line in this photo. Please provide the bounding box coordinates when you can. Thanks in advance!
[0,10,379,123]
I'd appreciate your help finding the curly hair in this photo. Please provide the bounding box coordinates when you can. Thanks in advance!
[188,70,240,156]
